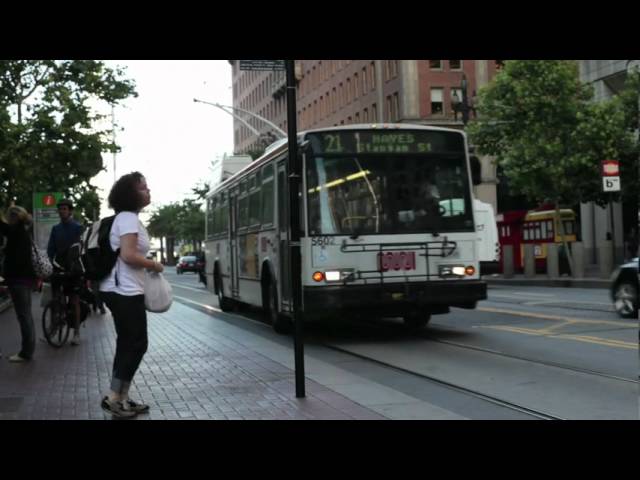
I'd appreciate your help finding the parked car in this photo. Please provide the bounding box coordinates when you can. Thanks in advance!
[610,257,638,319]
[176,255,199,274]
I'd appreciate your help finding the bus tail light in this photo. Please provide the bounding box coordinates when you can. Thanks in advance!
[465,266,476,276]
[312,271,325,282]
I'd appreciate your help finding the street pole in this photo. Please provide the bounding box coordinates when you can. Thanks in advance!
[285,60,305,398]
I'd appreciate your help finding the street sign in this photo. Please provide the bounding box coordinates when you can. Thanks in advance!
[33,192,64,250]
[601,159,619,176]
[239,60,285,71]
[603,176,621,192]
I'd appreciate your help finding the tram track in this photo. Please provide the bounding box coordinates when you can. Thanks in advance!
[321,342,565,420]
[171,290,635,420]
[333,316,638,385]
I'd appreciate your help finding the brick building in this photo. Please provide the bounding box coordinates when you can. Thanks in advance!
[230,60,502,206]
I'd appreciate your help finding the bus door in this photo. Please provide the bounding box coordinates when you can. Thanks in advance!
[277,162,292,314]
[229,188,240,297]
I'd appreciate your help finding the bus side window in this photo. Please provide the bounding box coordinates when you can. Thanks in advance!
[210,197,218,236]
[249,175,261,227]
[239,194,249,229]
[261,175,274,226]
[221,193,229,234]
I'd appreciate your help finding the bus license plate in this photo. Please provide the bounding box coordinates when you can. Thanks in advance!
[378,251,416,272]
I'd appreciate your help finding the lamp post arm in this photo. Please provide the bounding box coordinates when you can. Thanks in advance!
[194,98,286,138]
[194,98,261,136]
[219,103,287,138]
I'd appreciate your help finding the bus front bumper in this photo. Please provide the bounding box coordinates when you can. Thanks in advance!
[303,280,487,316]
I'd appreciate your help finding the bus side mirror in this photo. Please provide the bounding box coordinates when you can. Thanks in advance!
[470,155,482,186]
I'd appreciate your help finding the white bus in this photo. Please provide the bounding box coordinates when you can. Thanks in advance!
[204,124,487,333]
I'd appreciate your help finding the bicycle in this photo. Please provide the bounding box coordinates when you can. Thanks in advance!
[42,271,90,347]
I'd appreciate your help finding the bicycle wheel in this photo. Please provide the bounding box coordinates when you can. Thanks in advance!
[42,300,70,347]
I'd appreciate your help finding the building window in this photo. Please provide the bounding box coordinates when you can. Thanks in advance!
[385,95,392,122]
[450,60,462,70]
[393,93,400,121]
[372,103,377,122]
[430,88,444,115]
[370,62,376,90]
[347,78,352,103]
[362,67,368,93]
[429,60,442,70]
[363,108,369,123]
[354,73,359,99]
[355,112,360,123]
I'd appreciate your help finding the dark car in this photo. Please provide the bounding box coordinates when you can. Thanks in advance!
[610,257,638,319]
[176,256,199,274]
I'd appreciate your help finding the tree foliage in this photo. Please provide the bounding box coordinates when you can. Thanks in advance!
[468,60,637,208]
[0,60,137,222]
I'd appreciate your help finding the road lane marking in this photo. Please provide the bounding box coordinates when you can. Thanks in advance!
[477,306,635,328]
[510,291,557,298]
[480,325,637,350]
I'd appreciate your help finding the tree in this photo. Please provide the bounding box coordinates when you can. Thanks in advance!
[177,198,205,252]
[468,60,637,275]
[0,60,137,221]
[148,203,183,265]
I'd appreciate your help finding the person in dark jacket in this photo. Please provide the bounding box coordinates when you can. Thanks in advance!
[0,205,37,362]
[47,198,84,345]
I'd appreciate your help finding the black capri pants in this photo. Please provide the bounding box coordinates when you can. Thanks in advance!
[101,292,148,394]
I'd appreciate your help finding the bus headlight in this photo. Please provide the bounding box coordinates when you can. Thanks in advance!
[324,269,355,283]
[439,265,466,277]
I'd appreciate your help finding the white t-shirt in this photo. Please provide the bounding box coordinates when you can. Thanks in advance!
[100,211,150,296]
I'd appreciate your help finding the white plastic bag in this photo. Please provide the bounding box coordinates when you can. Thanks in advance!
[144,271,173,313]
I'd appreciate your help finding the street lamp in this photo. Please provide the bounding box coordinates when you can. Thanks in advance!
[452,74,475,126]
[193,98,286,142]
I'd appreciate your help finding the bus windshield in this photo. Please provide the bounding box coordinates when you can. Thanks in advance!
[306,153,474,236]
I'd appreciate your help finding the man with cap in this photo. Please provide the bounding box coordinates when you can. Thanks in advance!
[47,199,84,345]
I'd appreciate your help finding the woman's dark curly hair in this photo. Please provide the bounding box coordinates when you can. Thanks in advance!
[108,171,145,213]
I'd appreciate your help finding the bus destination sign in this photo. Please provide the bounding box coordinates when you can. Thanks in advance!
[309,130,465,155]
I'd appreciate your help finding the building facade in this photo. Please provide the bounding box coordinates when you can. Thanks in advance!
[230,60,502,208]
[579,60,639,265]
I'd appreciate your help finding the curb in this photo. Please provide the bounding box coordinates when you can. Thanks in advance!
[0,297,12,313]
[484,277,609,289]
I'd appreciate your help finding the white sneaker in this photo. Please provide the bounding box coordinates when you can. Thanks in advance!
[8,354,29,363]
[71,333,80,346]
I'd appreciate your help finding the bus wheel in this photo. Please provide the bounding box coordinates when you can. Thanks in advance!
[266,280,292,334]
[403,312,431,331]
[216,273,234,312]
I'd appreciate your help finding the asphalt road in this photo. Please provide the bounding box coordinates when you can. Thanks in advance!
[165,270,639,419]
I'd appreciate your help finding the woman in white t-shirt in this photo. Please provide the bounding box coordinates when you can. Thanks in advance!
[99,172,164,419]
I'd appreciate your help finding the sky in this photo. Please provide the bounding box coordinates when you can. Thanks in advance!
[91,60,234,223]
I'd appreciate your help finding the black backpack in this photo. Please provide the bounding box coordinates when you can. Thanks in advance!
[80,216,119,282]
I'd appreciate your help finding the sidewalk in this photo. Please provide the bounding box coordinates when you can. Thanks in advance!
[0,292,464,420]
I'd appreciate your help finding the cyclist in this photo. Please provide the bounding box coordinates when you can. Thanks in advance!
[47,199,83,345]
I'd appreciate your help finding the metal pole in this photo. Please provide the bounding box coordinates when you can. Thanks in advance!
[610,193,616,264]
[285,60,305,398]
